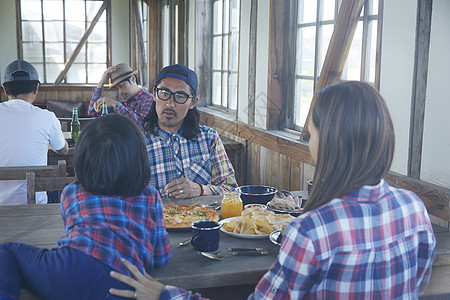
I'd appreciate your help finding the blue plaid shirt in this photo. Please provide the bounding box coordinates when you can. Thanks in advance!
[159,180,435,299]
[57,183,172,276]
[88,87,153,129]
[145,125,237,197]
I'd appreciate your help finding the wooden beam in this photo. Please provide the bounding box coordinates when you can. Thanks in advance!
[385,171,450,222]
[134,0,148,88]
[195,0,213,106]
[199,110,314,166]
[408,0,433,179]
[267,0,296,130]
[54,0,109,85]
[247,0,258,126]
[177,0,186,65]
[300,0,364,139]
[147,0,159,87]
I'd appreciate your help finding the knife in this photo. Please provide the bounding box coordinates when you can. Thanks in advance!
[222,247,264,252]
[230,250,269,256]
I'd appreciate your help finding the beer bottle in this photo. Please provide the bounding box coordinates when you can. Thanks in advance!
[71,107,80,143]
[101,101,108,115]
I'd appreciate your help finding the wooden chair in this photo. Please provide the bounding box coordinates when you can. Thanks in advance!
[26,172,76,204]
[0,160,67,181]
[0,160,68,204]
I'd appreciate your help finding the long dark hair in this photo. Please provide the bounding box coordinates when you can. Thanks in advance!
[75,114,151,197]
[143,87,200,140]
[304,81,395,213]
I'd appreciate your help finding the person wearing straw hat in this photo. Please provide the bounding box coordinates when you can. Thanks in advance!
[88,63,153,129]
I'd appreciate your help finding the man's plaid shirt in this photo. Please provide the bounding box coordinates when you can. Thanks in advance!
[145,125,237,197]
[88,87,153,129]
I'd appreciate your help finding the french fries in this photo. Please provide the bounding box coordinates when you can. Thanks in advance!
[223,207,295,235]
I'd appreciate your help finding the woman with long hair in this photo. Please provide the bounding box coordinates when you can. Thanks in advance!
[109,81,435,299]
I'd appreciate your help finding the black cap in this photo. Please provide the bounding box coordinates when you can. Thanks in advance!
[3,59,39,83]
[155,64,198,94]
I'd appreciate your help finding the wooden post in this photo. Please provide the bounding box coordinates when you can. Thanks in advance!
[300,0,364,140]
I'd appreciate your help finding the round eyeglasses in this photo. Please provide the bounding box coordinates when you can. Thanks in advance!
[155,88,193,104]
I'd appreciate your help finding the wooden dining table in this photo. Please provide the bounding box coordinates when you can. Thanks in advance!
[0,192,307,299]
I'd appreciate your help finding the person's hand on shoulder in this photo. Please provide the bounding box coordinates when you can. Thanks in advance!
[109,258,165,300]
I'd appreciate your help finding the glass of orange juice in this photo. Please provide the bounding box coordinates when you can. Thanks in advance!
[220,191,243,219]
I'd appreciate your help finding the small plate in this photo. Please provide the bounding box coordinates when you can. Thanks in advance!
[219,217,270,239]
[269,229,282,245]
[266,202,302,217]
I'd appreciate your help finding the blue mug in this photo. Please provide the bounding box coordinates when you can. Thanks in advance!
[191,220,222,252]
[307,180,313,196]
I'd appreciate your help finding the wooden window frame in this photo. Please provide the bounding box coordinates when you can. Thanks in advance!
[279,0,383,133]
[210,0,240,112]
[17,0,111,85]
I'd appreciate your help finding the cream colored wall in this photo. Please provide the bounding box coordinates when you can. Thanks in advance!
[110,0,131,65]
[0,0,20,82]
[380,0,450,187]
[379,0,417,176]
[421,0,450,187]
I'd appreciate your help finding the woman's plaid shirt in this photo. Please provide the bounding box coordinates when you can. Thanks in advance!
[56,183,172,276]
[145,125,238,197]
[251,180,435,299]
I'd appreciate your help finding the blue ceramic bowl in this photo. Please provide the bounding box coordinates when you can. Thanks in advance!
[235,185,278,206]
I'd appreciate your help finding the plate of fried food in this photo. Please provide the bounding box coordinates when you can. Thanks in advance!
[220,206,295,239]
[267,194,303,217]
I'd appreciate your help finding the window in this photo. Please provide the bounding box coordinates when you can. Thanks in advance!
[19,0,109,84]
[290,0,381,131]
[211,0,240,111]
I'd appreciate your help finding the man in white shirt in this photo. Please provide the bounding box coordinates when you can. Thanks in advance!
[0,59,68,205]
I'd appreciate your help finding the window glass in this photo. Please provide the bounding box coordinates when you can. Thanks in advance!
[211,0,240,111]
[19,0,109,84]
[298,0,317,24]
[45,42,64,63]
[21,0,42,21]
[291,0,381,130]
[22,21,43,42]
[43,0,63,20]
[66,63,86,83]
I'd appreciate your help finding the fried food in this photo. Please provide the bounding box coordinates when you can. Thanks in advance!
[222,206,295,235]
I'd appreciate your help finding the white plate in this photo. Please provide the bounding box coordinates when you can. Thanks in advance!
[269,229,282,245]
[266,202,302,217]
[219,216,270,239]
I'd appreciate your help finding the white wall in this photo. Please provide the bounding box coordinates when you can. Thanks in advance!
[0,0,20,82]
[379,0,450,187]
[111,0,132,66]
[421,0,450,187]
[379,0,417,176]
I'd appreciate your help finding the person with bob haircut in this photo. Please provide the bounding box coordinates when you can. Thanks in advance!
[108,81,435,299]
[143,64,237,199]
[0,114,172,300]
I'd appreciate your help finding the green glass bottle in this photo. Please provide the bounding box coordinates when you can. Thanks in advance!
[71,107,80,143]
[101,101,108,116]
